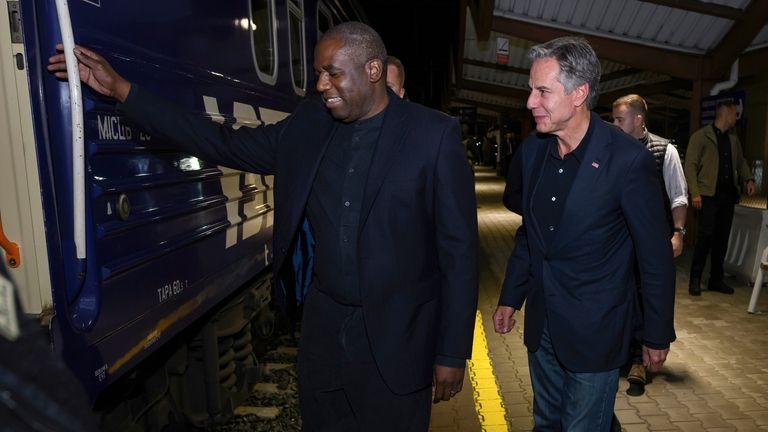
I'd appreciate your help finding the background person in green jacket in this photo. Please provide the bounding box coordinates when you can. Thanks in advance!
[684,99,755,296]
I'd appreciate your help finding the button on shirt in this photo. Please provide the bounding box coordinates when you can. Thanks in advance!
[306,111,384,305]
[532,120,594,246]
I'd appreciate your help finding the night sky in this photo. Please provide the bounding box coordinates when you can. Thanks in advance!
[359,1,460,109]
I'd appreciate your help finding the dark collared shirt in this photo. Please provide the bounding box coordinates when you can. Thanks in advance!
[714,125,735,196]
[307,111,384,305]
[532,119,595,246]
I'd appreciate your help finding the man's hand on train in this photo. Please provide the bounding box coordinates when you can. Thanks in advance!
[493,305,516,334]
[433,365,464,403]
[47,44,131,103]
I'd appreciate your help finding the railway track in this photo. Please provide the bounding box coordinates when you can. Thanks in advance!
[207,336,301,432]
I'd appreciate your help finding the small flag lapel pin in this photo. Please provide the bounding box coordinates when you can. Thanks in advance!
[591,161,600,168]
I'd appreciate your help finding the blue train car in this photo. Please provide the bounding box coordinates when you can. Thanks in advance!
[0,0,364,428]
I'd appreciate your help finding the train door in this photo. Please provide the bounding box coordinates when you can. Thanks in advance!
[0,0,52,314]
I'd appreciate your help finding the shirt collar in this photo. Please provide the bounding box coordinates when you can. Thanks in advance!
[639,127,649,145]
[355,108,386,129]
[548,114,595,162]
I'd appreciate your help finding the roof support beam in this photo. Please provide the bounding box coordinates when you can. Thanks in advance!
[459,78,530,99]
[457,0,468,87]
[739,47,768,78]
[704,1,768,79]
[600,68,644,82]
[598,79,691,107]
[463,58,530,75]
[637,0,746,21]
[463,59,651,91]
[467,0,494,42]
[491,16,704,80]
[660,91,691,100]
[451,97,519,114]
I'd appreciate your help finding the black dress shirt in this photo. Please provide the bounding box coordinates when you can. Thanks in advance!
[532,120,594,247]
[307,111,384,305]
[713,124,737,201]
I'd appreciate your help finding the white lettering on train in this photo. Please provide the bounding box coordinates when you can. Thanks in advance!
[157,279,187,304]
[94,364,108,382]
[97,114,133,141]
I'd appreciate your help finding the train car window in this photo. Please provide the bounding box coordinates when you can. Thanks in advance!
[288,0,306,95]
[249,0,278,85]
[317,2,332,37]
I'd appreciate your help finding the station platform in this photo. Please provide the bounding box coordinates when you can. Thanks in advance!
[429,167,768,432]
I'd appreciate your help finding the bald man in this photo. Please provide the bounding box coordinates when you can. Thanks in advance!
[49,21,477,431]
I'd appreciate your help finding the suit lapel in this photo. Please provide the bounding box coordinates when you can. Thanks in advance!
[359,95,408,230]
[284,104,337,234]
[297,124,337,202]
[526,138,550,250]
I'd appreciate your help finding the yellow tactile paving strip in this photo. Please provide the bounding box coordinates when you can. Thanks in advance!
[468,310,509,431]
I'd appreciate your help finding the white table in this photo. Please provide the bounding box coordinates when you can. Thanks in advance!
[723,204,768,312]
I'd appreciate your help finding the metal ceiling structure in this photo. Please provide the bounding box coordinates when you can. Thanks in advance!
[450,0,768,130]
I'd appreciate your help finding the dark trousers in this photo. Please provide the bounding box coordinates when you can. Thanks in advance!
[297,287,432,432]
[690,193,737,283]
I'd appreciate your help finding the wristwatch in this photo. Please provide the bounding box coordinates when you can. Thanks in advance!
[673,227,687,235]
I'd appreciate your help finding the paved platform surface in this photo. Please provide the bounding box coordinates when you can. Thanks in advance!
[430,167,768,432]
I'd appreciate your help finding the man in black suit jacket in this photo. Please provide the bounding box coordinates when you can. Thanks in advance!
[493,37,675,431]
[49,22,478,431]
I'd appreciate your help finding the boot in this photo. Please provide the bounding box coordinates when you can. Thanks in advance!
[689,276,701,296]
[626,363,646,396]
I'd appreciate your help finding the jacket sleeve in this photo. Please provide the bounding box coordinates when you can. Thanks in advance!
[622,150,676,348]
[503,148,524,214]
[118,85,284,174]
[434,119,479,361]
[683,133,703,198]
[498,222,531,309]
[499,139,531,310]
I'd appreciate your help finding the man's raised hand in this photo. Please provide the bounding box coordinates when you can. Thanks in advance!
[48,44,131,103]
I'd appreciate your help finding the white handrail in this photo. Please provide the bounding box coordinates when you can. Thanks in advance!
[54,0,86,259]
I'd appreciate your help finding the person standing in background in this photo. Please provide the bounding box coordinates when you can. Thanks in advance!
[385,55,406,98]
[684,99,755,296]
[612,93,687,396]
[612,94,688,257]
[49,21,479,431]
[500,131,518,178]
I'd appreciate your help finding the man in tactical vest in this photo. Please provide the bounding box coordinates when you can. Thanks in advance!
[612,94,688,395]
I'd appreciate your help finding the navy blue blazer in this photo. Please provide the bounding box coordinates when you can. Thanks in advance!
[120,88,479,394]
[499,114,676,373]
